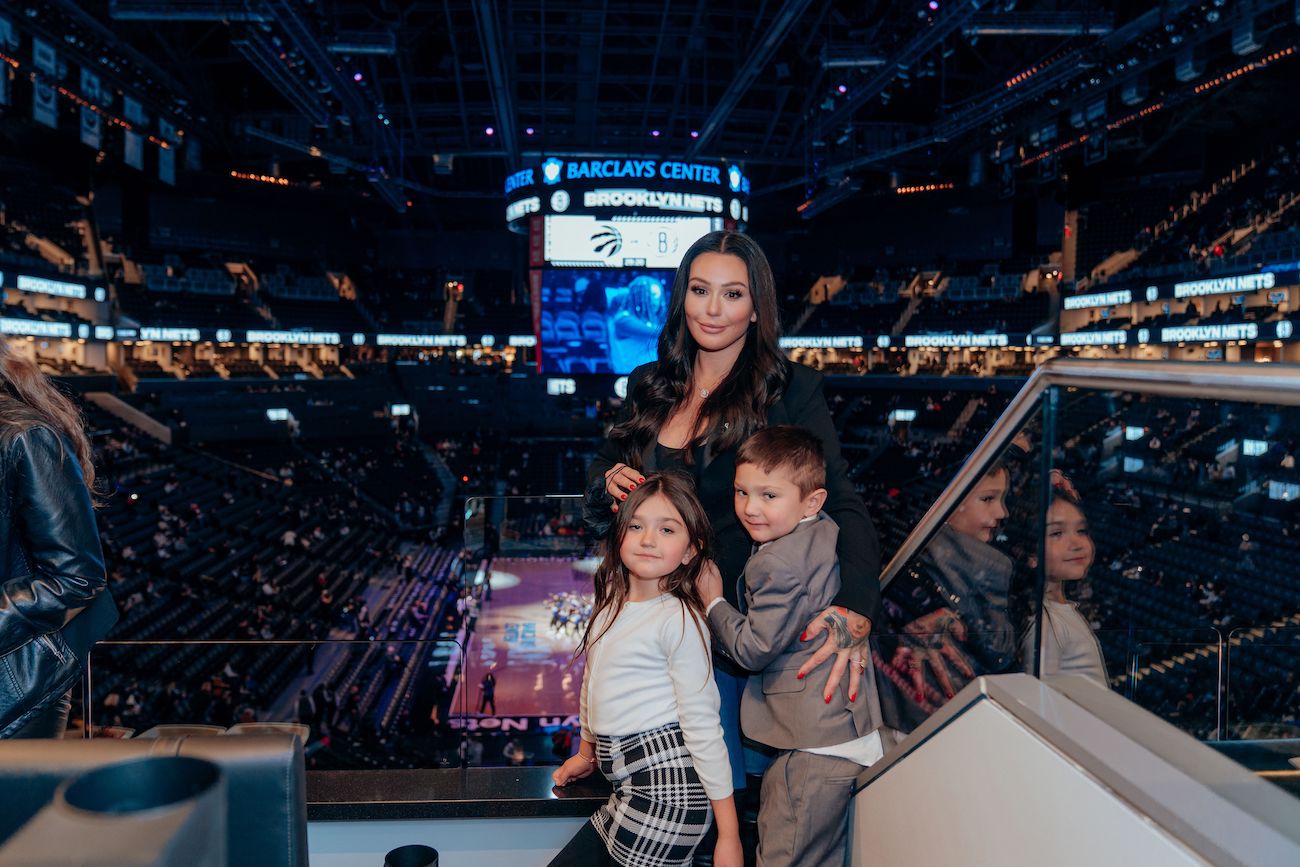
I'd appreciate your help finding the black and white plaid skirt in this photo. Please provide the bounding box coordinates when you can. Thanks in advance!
[590,721,713,867]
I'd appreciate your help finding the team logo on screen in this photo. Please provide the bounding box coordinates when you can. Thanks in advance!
[591,224,623,257]
[542,158,565,185]
[728,166,743,192]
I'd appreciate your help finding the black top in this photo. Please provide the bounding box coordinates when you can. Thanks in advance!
[586,361,881,628]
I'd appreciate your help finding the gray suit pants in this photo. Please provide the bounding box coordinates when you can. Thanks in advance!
[758,749,860,867]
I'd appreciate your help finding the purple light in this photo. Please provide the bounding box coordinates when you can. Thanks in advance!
[651,129,661,137]
[353,72,363,82]
[928,1,939,9]
[690,130,700,138]
[837,84,848,94]
[525,127,535,135]
[485,126,495,136]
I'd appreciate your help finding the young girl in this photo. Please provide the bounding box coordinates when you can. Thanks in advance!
[550,473,741,867]
[1024,488,1108,687]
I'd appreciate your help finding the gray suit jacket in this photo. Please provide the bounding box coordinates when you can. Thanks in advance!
[708,513,882,751]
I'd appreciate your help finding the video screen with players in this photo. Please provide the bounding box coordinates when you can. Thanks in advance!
[538,268,674,375]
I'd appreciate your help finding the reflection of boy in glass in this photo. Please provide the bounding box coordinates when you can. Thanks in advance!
[876,466,1018,730]
[606,275,668,374]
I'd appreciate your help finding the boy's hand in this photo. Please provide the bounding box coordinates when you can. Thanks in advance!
[698,559,723,604]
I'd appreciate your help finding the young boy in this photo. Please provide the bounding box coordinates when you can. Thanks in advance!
[701,425,883,867]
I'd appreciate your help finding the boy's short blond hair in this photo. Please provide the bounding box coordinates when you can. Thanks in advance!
[735,426,826,497]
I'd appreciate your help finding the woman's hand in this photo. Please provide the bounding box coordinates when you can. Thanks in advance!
[713,833,744,867]
[891,607,973,703]
[602,463,644,513]
[551,752,597,787]
[796,606,871,701]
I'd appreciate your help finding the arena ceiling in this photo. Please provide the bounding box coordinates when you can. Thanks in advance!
[14,1,1300,218]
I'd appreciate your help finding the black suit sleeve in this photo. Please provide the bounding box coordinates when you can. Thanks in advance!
[584,363,653,537]
[787,370,882,624]
[0,427,107,657]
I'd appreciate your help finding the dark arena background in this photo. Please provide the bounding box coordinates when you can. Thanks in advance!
[3,1,1300,864]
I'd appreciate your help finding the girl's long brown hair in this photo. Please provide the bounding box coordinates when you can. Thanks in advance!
[609,231,788,465]
[0,341,96,494]
[576,472,714,661]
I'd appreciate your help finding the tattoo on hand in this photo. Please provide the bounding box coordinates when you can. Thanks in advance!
[823,609,855,650]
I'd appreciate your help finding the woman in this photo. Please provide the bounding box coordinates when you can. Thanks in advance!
[585,231,880,791]
[0,341,116,738]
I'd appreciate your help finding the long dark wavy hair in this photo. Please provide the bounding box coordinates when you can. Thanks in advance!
[608,231,788,464]
[576,473,714,663]
[0,340,95,495]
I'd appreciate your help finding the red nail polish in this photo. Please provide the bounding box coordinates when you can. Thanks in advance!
[620,494,627,501]
[824,695,831,704]
[638,477,645,483]
[796,672,804,680]
[799,631,807,641]
[850,693,857,702]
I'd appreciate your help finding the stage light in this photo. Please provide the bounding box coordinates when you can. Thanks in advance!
[651,129,661,137]
[837,84,848,94]
[690,130,700,138]
[525,127,535,135]
[485,126,495,136]
[353,72,363,82]
[929,1,940,9]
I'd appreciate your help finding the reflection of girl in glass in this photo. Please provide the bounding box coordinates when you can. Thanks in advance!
[1024,488,1107,687]
[607,275,670,374]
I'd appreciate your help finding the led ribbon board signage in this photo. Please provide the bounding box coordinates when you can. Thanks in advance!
[1065,267,1298,306]
[505,157,751,230]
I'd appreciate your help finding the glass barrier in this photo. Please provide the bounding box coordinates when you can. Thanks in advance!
[1227,627,1300,740]
[71,360,1300,802]
[874,406,1047,733]
[85,637,587,771]
[1043,385,1295,754]
[464,494,596,557]
[1107,628,1225,741]
[872,364,1300,804]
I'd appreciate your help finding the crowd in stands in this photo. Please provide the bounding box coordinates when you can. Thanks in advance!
[1138,142,1300,271]
[908,292,1051,336]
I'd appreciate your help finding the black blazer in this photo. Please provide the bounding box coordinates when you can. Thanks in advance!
[585,361,881,625]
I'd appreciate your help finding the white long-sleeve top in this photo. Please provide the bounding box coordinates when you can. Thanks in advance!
[580,593,733,801]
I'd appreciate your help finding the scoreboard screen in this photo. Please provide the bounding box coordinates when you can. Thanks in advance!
[544,216,719,269]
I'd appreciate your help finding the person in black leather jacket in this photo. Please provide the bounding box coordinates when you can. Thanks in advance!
[0,343,116,738]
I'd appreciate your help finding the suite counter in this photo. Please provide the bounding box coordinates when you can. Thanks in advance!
[306,767,610,866]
